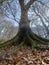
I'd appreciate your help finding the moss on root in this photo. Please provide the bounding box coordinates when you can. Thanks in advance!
[0,34,18,48]
[0,28,49,50]
[29,28,49,42]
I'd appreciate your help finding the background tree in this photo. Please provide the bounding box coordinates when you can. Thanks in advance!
[0,0,49,49]
[30,3,49,38]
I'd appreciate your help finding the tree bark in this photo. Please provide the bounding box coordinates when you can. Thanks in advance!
[19,0,29,33]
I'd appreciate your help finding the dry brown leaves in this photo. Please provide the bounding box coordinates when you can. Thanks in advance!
[0,45,49,65]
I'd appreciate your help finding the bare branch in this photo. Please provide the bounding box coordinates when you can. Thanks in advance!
[0,0,6,6]
[5,2,19,24]
[5,14,19,24]
[32,6,49,36]
[25,0,36,10]
[19,0,25,10]
[37,1,49,9]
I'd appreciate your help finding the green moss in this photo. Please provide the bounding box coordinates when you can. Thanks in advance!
[29,28,49,42]
[0,34,18,48]
[28,28,49,45]
[0,28,49,49]
[27,34,38,47]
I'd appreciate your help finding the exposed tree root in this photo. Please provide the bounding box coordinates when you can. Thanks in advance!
[0,34,18,48]
[0,28,49,50]
[28,28,49,43]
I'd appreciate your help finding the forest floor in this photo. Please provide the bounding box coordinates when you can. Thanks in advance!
[0,45,49,65]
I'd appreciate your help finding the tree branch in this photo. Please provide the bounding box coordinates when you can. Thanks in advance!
[0,0,6,6]
[32,6,49,36]
[25,0,36,10]
[5,2,19,24]
[5,14,19,24]
[19,0,25,10]
[37,1,49,9]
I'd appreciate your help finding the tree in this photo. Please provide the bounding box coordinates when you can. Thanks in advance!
[0,0,49,49]
[32,4,49,38]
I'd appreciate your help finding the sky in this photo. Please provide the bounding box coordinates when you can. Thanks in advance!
[0,0,49,27]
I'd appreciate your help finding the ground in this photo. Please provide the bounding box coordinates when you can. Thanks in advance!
[0,45,49,65]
